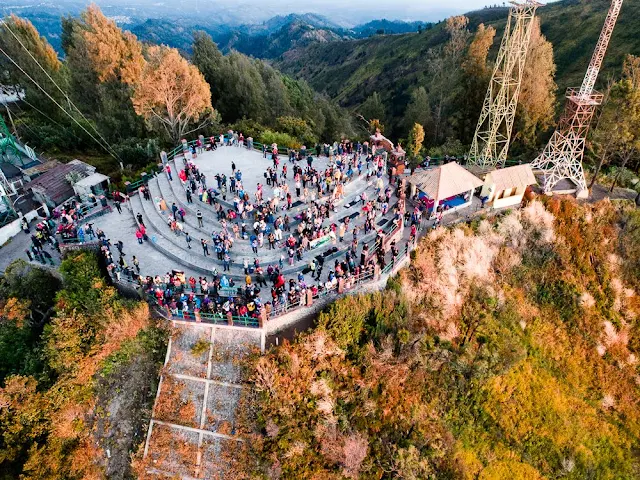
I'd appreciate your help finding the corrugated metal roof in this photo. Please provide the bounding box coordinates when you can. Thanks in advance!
[25,160,94,205]
[408,162,483,200]
[487,164,537,192]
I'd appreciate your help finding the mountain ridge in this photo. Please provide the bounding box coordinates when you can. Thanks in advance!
[275,0,640,137]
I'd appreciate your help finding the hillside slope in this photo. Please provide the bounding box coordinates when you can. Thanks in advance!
[276,0,640,130]
[235,198,640,479]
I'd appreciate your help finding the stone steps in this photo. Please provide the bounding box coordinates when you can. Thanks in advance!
[130,194,233,278]
[137,152,399,280]
[153,174,214,237]
[133,188,399,283]
[157,171,219,228]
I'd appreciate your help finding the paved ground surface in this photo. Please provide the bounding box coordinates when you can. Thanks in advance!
[142,320,263,479]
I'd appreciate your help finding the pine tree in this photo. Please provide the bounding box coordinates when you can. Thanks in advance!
[514,18,557,152]
[403,87,433,143]
[359,91,386,128]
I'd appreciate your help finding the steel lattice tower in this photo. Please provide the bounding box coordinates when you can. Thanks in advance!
[468,0,539,170]
[531,0,624,196]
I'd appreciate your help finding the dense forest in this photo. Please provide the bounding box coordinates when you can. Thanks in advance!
[0,6,354,186]
[2,1,639,190]
[0,252,168,478]
[234,198,640,479]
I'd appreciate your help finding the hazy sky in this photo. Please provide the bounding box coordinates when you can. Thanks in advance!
[220,0,499,22]
[35,0,517,24]
[8,0,558,25]
[188,0,507,22]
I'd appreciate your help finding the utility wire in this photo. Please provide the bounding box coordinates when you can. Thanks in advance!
[0,44,122,162]
[0,17,123,162]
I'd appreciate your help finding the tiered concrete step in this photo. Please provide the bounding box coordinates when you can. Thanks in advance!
[138,158,400,280]
[160,164,386,266]
[130,193,237,278]
[153,174,215,237]
[168,157,371,227]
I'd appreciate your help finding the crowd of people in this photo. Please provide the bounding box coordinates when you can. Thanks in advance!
[141,245,382,322]
[12,131,423,326]
[169,136,402,273]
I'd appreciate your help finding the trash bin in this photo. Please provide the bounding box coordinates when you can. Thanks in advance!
[100,196,107,207]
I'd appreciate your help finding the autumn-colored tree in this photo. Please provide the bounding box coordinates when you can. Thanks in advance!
[79,4,144,85]
[133,45,213,144]
[369,118,384,134]
[63,5,147,141]
[515,18,557,150]
[622,54,640,90]
[464,23,495,74]
[458,23,496,143]
[0,375,51,465]
[407,123,425,168]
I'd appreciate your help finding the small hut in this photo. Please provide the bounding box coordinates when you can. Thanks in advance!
[480,164,536,209]
[370,129,394,153]
[389,143,406,175]
[408,162,483,217]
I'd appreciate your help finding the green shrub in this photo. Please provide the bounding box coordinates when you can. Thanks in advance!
[113,138,160,170]
[258,130,301,149]
[191,339,211,356]
[229,118,267,139]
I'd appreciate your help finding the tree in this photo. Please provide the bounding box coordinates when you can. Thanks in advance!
[63,5,147,141]
[589,78,640,190]
[428,16,470,143]
[132,46,213,144]
[515,18,557,151]
[0,260,60,324]
[608,79,640,191]
[407,123,425,168]
[0,375,51,467]
[622,54,640,90]
[359,91,386,128]
[79,5,144,86]
[403,87,433,142]
[0,15,65,119]
[458,23,496,144]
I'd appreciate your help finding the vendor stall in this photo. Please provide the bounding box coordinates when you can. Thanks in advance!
[73,172,110,201]
[407,162,483,217]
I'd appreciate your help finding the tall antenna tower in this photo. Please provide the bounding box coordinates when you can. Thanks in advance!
[468,0,540,170]
[531,0,624,197]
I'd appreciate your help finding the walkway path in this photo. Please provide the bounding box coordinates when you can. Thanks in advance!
[141,319,263,478]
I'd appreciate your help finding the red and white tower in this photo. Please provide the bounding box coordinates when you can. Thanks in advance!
[530,0,624,197]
